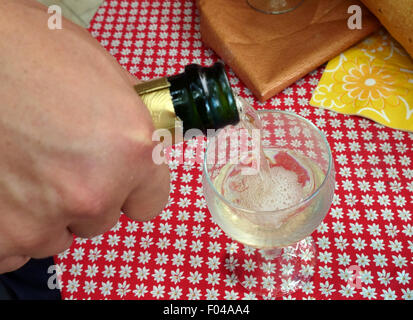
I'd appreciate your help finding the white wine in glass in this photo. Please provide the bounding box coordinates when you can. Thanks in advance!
[247,0,304,14]
[203,106,335,297]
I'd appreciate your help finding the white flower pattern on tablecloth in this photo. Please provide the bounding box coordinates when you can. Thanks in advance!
[54,0,413,300]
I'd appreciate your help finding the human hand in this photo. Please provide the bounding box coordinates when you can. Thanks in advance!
[0,0,170,273]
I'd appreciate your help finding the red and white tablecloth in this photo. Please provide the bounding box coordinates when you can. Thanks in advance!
[54,0,413,300]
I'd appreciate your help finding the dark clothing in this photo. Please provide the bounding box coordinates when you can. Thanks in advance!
[0,257,61,300]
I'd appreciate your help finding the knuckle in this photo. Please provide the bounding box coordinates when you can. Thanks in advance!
[63,185,107,219]
[120,109,156,150]
[55,235,73,253]
[18,233,48,254]
[126,125,155,155]
[17,230,72,258]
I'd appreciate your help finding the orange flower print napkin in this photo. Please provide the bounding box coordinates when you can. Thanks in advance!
[310,29,413,132]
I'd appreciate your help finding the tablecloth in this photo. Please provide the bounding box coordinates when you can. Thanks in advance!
[54,0,413,300]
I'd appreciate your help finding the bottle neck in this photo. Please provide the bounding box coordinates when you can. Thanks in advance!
[134,62,240,138]
[168,63,239,135]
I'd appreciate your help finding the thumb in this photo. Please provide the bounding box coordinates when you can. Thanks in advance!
[122,161,170,222]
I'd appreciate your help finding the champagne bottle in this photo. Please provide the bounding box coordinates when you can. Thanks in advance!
[134,62,240,140]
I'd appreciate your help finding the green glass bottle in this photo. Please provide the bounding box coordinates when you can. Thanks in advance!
[134,62,240,138]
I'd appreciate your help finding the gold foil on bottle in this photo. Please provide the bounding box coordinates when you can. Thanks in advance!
[134,78,183,144]
[134,78,180,131]
[134,77,171,95]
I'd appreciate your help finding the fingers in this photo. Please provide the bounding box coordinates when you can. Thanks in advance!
[122,162,170,222]
[121,72,171,221]
[0,255,30,274]
[68,163,170,235]
[67,205,122,239]
[68,161,170,236]
[28,227,74,259]
[119,80,171,221]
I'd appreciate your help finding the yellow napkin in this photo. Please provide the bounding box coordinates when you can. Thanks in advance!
[310,29,413,132]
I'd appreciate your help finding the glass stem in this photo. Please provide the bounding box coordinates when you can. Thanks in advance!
[262,248,282,260]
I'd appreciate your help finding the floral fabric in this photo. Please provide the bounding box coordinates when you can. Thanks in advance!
[53,2,413,300]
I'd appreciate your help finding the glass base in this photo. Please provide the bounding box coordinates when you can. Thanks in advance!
[247,0,304,15]
[228,237,316,298]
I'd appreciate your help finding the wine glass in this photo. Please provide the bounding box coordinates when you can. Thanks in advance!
[203,109,335,298]
[247,0,304,14]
